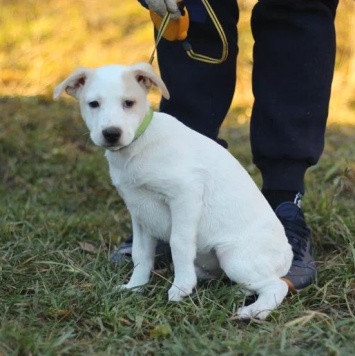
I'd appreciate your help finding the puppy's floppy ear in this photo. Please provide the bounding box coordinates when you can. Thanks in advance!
[53,67,92,100]
[130,62,170,100]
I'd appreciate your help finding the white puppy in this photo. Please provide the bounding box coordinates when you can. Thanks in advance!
[54,63,293,320]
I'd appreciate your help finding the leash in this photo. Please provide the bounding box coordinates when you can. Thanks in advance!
[149,12,172,64]
[184,0,228,64]
[149,0,228,65]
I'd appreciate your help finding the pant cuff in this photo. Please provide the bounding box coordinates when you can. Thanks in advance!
[258,159,309,194]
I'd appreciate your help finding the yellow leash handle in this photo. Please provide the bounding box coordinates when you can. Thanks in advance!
[150,2,189,41]
[149,0,228,64]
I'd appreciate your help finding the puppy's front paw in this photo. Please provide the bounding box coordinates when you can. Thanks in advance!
[168,285,193,302]
[237,305,270,321]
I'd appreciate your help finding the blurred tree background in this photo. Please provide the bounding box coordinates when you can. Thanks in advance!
[0,0,354,126]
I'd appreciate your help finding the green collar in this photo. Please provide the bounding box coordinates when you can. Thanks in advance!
[133,108,154,141]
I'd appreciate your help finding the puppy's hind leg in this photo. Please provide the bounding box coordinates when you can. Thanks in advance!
[216,247,289,320]
[236,279,288,320]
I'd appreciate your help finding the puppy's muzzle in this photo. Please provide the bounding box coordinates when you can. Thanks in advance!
[102,127,122,146]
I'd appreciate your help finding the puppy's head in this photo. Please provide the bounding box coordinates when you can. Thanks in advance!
[53,63,170,150]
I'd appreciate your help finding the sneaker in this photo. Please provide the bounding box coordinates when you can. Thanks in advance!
[109,236,172,269]
[109,236,135,264]
[276,201,317,292]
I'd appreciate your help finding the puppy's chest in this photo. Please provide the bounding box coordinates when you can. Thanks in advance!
[124,185,169,212]
[113,177,172,239]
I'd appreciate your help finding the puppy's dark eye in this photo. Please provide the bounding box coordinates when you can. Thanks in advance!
[89,101,100,108]
[123,100,135,109]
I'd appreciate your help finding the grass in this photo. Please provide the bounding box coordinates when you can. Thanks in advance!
[1,96,355,355]
[1,0,355,355]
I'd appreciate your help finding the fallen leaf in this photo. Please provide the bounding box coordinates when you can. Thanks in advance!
[78,242,97,253]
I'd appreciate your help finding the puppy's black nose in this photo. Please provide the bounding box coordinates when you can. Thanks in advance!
[102,127,122,145]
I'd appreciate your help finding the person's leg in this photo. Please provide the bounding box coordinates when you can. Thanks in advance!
[251,0,338,203]
[250,0,338,290]
[158,0,239,144]
[110,0,239,264]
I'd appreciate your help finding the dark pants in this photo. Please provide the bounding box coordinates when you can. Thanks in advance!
[157,0,338,194]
